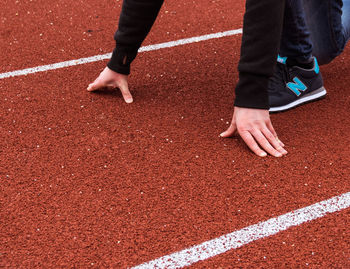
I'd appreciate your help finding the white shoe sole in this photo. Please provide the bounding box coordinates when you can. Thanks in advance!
[269,87,327,113]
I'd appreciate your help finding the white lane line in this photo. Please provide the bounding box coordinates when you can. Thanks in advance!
[0,28,242,80]
[132,191,350,269]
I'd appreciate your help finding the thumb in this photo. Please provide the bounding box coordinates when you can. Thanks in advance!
[118,81,133,104]
[220,121,237,138]
[87,79,104,92]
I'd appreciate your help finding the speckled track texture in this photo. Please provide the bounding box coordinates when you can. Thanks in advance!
[1,0,349,268]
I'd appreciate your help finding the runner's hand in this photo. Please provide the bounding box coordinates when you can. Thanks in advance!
[87,67,133,103]
[220,107,287,157]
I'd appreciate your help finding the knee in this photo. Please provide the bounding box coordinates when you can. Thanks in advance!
[316,53,337,66]
[313,35,346,65]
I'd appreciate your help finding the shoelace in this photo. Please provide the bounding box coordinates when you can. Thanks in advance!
[269,62,291,93]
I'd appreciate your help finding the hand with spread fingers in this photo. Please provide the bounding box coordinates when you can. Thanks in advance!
[87,67,133,104]
[220,107,288,157]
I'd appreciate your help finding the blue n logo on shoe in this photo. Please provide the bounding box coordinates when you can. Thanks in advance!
[287,77,307,96]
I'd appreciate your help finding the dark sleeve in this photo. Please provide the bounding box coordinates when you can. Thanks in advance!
[107,0,164,75]
[234,0,286,109]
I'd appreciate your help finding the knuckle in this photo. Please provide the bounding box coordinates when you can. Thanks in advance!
[267,133,275,141]
[237,125,247,134]
[237,123,254,133]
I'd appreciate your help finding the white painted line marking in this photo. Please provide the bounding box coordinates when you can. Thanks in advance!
[132,192,350,268]
[0,28,242,80]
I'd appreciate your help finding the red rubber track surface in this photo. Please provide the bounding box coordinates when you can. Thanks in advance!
[1,0,349,268]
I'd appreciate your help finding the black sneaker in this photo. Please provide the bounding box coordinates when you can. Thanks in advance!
[268,56,327,112]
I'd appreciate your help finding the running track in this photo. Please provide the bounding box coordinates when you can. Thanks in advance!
[1,0,349,267]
